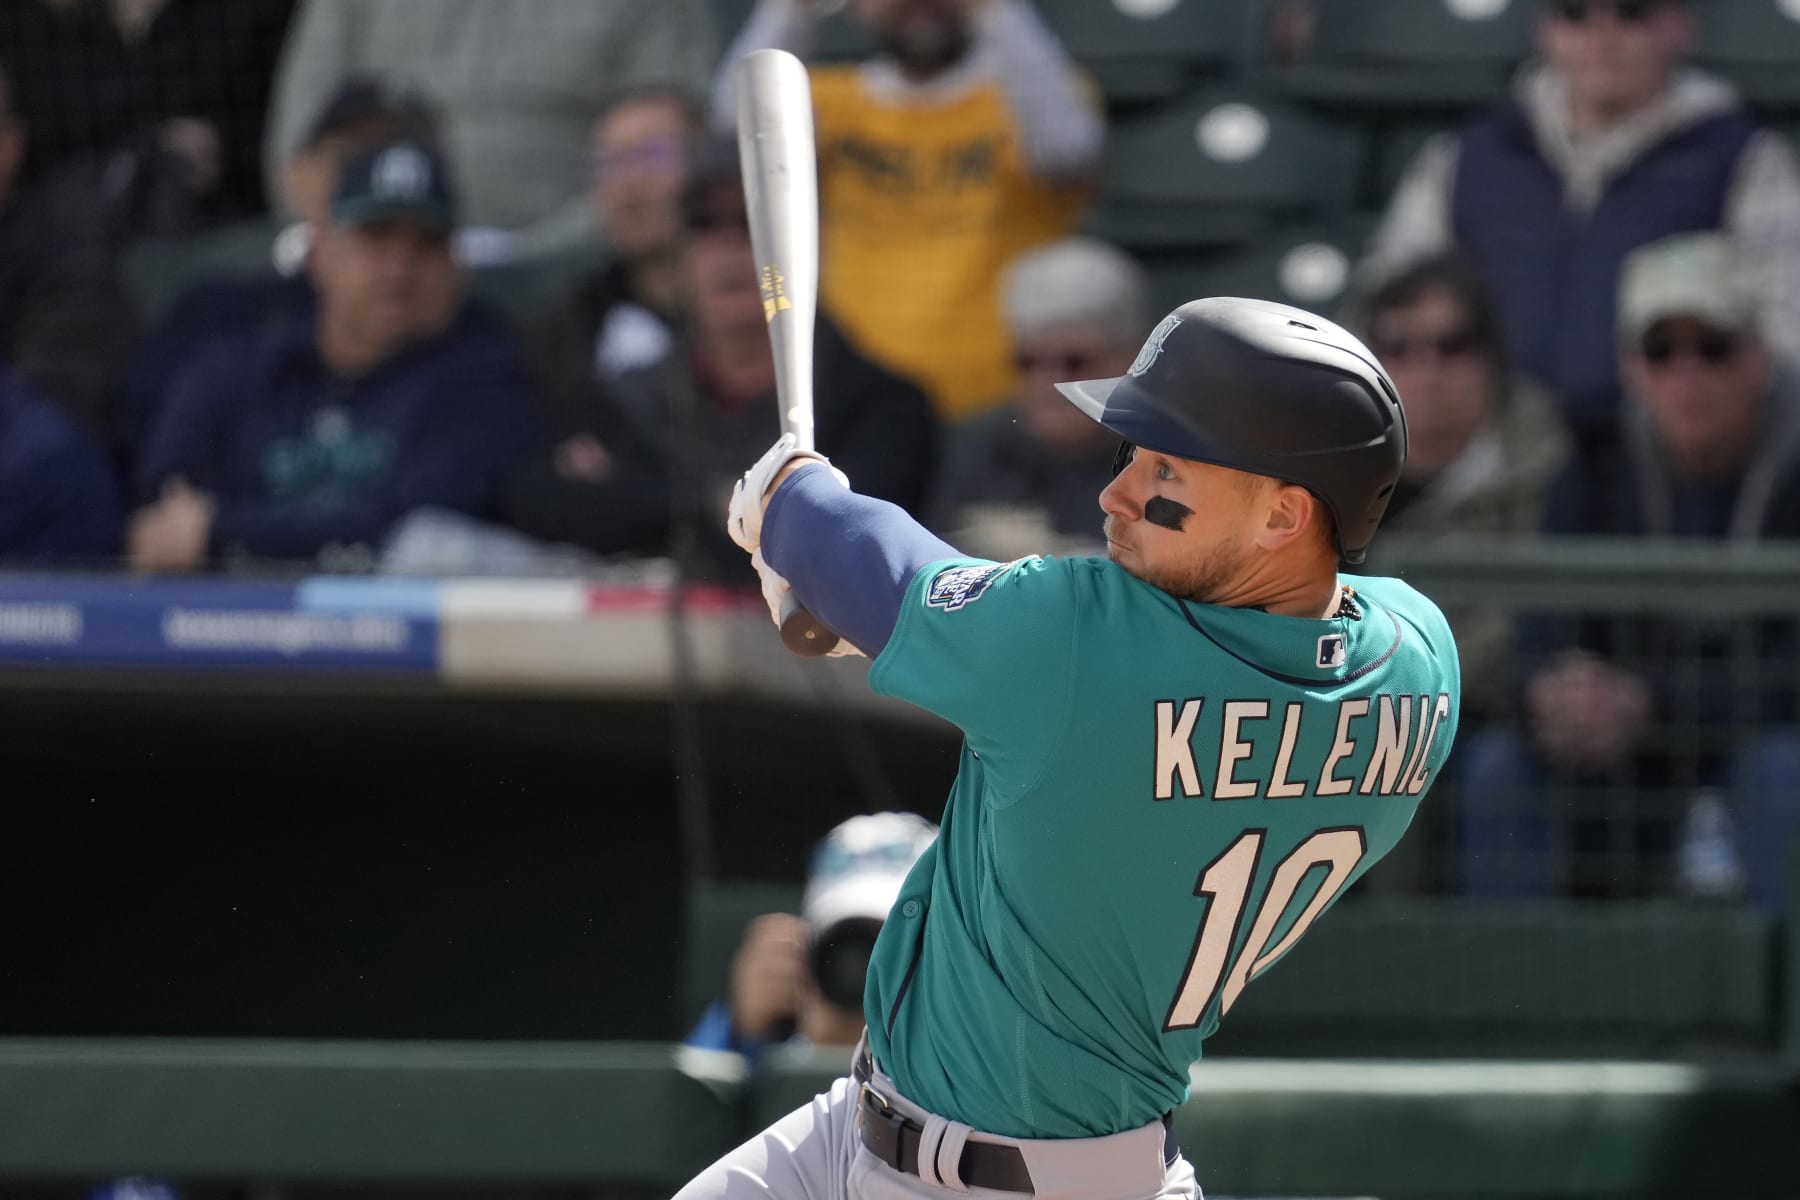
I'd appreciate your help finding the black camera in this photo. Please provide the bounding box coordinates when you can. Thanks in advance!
[809,916,885,1012]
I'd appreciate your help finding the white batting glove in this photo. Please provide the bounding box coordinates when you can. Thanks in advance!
[749,548,789,626]
[727,433,848,554]
[749,549,864,658]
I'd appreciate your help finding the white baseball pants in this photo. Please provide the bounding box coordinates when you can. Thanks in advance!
[672,1043,1199,1200]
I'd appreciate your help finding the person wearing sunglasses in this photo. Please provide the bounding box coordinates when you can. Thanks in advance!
[1610,234,1794,535]
[1452,232,1800,912]
[1357,255,1570,729]
[928,237,1150,562]
[517,85,708,496]
[1364,0,1800,450]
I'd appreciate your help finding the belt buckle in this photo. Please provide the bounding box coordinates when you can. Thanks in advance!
[857,1079,907,1148]
[860,1080,895,1121]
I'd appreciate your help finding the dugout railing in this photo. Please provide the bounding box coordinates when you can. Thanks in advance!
[1364,536,1800,906]
[0,1018,1794,1199]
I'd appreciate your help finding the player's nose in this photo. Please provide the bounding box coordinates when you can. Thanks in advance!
[1098,472,1139,520]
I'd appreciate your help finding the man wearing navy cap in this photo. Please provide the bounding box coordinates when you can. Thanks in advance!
[130,138,541,570]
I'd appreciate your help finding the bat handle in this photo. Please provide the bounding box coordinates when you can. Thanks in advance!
[778,590,842,657]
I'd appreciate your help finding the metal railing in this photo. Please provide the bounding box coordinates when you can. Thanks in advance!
[1362,536,1800,904]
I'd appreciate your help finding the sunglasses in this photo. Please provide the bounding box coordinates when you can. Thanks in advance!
[1640,327,1739,367]
[1372,326,1482,363]
[592,134,687,179]
[1547,0,1664,25]
[1012,349,1105,376]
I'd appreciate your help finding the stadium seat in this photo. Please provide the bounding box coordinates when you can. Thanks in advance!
[711,0,757,44]
[707,0,872,61]
[1144,213,1380,322]
[1034,0,1260,108]
[1263,0,1532,113]
[466,240,609,329]
[1775,114,1800,157]
[812,6,877,63]
[713,0,1255,103]
[1692,0,1800,109]
[1367,118,1458,211]
[1084,85,1361,252]
[124,219,285,324]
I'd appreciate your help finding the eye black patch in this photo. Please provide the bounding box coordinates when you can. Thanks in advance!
[1143,496,1193,531]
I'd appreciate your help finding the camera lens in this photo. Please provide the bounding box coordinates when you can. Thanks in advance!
[810,917,884,1012]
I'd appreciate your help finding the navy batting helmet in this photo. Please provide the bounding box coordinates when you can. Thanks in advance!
[1055,296,1407,563]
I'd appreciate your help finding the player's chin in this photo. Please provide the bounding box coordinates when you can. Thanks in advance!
[1113,543,1170,582]
[1107,543,1153,584]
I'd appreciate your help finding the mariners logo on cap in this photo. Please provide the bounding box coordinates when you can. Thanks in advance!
[371,144,432,201]
[1129,312,1182,378]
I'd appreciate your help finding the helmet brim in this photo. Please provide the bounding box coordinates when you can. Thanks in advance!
[1057,373,1213,463]
[1054,376,1121,422]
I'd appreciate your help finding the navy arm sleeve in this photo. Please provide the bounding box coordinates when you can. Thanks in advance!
[760,465,960,656]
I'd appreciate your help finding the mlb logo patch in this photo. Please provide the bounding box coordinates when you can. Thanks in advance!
[926,564,1006,612]
[1316,634,1346,669]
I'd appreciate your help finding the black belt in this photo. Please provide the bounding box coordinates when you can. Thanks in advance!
[852,1050,1180,1195]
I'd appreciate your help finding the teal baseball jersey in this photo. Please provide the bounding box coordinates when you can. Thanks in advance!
[861,554,1461,1139]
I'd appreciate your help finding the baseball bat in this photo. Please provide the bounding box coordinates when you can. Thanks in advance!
[734,48,842,657]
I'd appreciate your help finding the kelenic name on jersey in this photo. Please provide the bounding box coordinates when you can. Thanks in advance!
[1151,692,1454,801]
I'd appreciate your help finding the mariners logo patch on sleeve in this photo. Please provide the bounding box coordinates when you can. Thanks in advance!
[926,563,1008,611]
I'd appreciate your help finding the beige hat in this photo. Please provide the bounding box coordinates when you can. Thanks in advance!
[1616,232,1757,345]
[1003,236,1151,346]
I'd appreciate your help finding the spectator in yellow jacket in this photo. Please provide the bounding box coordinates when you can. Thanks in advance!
[712,0,1103,423]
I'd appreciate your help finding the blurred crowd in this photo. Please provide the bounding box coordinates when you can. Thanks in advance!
[3,0,1799,906]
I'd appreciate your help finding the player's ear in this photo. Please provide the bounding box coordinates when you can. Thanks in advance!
[1254,482,1314,551]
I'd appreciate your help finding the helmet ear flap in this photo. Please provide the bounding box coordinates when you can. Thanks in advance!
[1111,440,1134,477]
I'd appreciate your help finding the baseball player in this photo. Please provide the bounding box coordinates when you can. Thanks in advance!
[678,297,1461,1200]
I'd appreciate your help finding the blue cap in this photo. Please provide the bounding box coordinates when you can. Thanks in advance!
[331,138,456,233]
